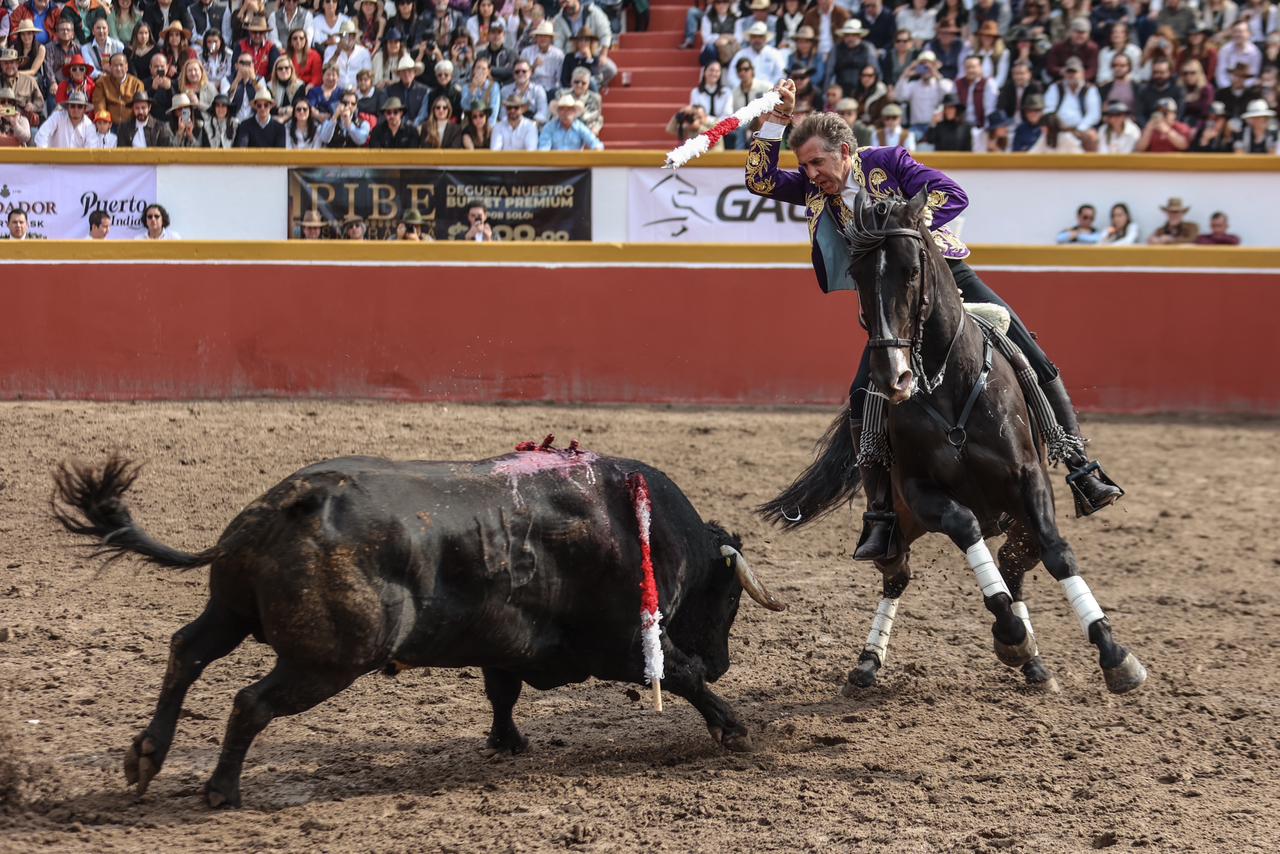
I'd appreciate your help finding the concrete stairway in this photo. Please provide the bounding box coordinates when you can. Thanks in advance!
[603,0,698,149]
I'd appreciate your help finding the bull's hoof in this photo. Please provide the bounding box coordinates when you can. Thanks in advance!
[841,657,880,696]
[993,632,1036,668]
[1022,658,1061,694]
[484,728,530,756]
[709,725,753,752]
[123,733,162,795]
[201,780,241,809]
[1102,652,1148,694]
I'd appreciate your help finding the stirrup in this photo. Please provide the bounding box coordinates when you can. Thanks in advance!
[1066,460,1124,518]
[855,511,900,562]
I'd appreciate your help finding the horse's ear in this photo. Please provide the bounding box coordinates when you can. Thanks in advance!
[906,186,930,225]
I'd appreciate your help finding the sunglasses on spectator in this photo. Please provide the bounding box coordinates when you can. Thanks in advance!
[861,71,876,77]
[896,37,911,43]
[434,104,450,111]
[146,214,163,220]
[515,68,529,74]
[386,108,404,115]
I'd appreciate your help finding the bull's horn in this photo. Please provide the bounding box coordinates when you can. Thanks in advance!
[721,545,786,612]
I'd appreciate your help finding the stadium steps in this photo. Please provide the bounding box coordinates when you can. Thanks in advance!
[604,1,698,148]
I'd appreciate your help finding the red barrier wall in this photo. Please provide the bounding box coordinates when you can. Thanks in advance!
[3,263,1278,413]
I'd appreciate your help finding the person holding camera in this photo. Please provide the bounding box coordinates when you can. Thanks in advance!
[0,96,33,147]
[898,50,953,138]
[666,102,716,145]
[325,91,372,147]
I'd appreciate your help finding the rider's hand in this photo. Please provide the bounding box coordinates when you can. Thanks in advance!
[775,78,796,113]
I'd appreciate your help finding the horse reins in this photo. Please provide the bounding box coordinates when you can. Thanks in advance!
[847,197,991,453]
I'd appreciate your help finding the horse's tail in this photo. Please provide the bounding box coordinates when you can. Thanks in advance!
[757,400,861,530]
[52,455,219,570]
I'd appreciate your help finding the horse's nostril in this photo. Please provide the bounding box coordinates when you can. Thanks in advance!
[894,370,914,392]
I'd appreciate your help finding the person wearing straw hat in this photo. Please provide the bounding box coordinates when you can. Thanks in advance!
[200,92,240,147]
[537,91,601,149]
[729,21,787,88]
[141,1,196,47]
[233,80,287,146]
[1215,21,1262,90]
[33,89,98,147]
[90,106,118,147]
[520,19,563,93]
[55,52,96,106]
[167,91,204,147]
[116,90,176,147]
[1236,98,1278,152]
[491,92,537,149]
[0,44,46,124]
[393,208,433,242]
[0,91,33,147]
[340,212,366,241]
[387,52,430,120]
[1148,197,1200,245]
[829,20,876,94]
[296,209,328,241]
[235,15,282,80]
[324,18,372,89]
[734,0,778,46]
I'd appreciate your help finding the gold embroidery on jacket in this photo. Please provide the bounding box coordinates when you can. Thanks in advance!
[867,168,889,200]
[805,191,826,242]
[745,137,777,195]
[931,227,970,256]
[927,190,949,211]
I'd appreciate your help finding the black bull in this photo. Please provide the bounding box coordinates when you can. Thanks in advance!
[53,448,785,808]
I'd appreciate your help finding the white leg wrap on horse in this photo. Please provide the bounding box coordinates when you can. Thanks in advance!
[966,540,1010,600]
[864,597,899,664]
[1060,576,1105,637]
[1010,600,1040,654]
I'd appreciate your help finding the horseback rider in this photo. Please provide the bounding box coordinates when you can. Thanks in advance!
[746,78,1122,562]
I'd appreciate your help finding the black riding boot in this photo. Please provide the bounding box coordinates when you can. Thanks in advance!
[1041,377,1125,516]
[850,420,899,561]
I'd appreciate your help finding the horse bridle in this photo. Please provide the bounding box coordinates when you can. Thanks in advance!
[847,198,962,396]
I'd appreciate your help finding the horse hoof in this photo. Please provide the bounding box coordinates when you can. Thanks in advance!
[1028,675,1061,694]
[994,635,1036,668]
[1103,652,1148,694]
[842,660,879,696]
[720,729,754,753]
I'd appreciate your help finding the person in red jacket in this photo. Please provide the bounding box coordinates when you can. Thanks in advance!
[54,53,96,105]
[1046,17,1099,82]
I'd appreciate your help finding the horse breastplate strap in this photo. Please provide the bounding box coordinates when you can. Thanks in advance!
[914,334,994,451]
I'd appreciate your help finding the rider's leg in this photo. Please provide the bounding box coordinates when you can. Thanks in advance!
[849,347,898,561]
[945,259,1123,515]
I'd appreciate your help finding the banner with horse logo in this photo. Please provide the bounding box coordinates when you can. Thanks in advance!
[627,168,809,243]
[288,168,591,241]
[0,165,157,240]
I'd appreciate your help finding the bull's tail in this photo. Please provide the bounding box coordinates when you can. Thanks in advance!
[52,455,219,570]
[757,399,861,530]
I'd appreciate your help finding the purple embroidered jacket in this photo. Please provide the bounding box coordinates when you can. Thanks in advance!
[744,135,972,293]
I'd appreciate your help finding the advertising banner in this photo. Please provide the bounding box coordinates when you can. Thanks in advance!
[0,165,156,239]
[288,168,591,241]
[628,167,809,243]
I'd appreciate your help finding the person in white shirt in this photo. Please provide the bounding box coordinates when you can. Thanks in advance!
[898,51,953,136]
[323,20,371,90]
[491,94,538,150]
[84,19,126,80]
[34,92,100,148]
[871,102,916,150]
[520,20,564,94]
[734,0,778,46]
[1215,20,1263,89]
[728,22,787,88]
[1044,57,1101,148]
[136,204,181,240]
[1096,100,1141,153]
[91,108,119,148]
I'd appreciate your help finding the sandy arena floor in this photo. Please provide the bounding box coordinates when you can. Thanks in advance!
[1,402,1277,853]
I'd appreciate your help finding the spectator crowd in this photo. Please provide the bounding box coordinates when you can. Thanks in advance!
[0,0,612,149]
[1053,195,1242,243]
[674,0,1280,153]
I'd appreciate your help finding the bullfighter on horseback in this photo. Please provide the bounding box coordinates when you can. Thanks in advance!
[747,78,1122,563]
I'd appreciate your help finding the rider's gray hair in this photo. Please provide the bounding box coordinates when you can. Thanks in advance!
[788,112,855,154]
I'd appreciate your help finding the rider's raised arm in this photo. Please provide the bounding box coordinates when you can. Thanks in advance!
[889,147,970,229]
[743,122,810,206]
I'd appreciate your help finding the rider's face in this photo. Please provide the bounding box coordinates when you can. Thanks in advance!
[794,138,850,196]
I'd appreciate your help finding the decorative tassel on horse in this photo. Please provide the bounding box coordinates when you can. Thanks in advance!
[858,388,893,468]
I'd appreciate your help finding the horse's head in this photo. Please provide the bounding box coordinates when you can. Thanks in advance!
[844,187,935,405]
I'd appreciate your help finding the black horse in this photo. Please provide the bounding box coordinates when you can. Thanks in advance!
[761,188,1146,696]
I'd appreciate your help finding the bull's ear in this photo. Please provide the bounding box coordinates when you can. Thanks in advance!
[906,186,930,225]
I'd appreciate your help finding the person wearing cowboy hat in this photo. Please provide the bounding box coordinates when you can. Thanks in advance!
[1215,20,1262,90]
[1190,101,1235,153]
[728,20,787,88]
[922,91,971,151]
[1135,95,1191,152]
[1218,61,1263,122]
[1148,197,1200,245]
[0,44,47,124]
[200,93,239,147]
[0,90,34,147]
[550,0,616,87]
[519,19,564,93]
[296,209,327,241]
[340,212,367,241]
[90,106,118,148]
[369,95,422,148]
[393,208,433,242]
[235,15,283,81]
[33,89,99,148]
[733,0,778,47]
[386,52,430,120]
[1236,98,1278,153]
[1097,99,1141,153]
[323,18,372,90]
[537,92,601,149]
[167,91,204,147]
[491,92,537,149]
[55,53,97,107]
[830,20,877,94]
[233,80,287,146]
[116,90,176,147]
[748,78,1126,558]
[141,1,196,51]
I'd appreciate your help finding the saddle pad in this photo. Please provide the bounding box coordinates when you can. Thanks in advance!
[964,303,1011,335]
